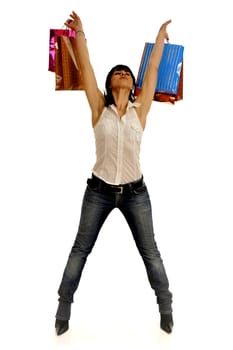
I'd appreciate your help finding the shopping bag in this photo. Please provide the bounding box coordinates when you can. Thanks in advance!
[48,29,75,72]
[136,43,184,103]
[48,29,84,90]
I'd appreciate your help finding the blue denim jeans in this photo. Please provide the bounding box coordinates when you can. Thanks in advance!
[56,177,172,319]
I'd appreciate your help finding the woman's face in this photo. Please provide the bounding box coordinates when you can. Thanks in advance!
[110,69,134,90]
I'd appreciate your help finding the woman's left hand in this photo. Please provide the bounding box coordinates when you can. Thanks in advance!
[157,20,172,42]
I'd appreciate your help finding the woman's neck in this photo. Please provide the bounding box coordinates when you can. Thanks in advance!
[112,90,130,117]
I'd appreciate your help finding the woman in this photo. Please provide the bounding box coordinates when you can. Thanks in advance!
[55,10,173,336]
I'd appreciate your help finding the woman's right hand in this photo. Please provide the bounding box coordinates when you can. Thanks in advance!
[64,11,84,32]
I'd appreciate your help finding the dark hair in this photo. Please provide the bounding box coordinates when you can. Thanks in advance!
[104,64,136,106]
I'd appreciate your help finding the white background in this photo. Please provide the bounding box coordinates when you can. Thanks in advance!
[1,1,233,349]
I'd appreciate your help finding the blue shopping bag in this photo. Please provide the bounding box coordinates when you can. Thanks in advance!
[136,43,184,103]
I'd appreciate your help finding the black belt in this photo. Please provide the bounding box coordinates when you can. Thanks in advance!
[87,174,144,194]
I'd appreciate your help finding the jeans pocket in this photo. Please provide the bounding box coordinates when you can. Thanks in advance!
[133,184,147,194]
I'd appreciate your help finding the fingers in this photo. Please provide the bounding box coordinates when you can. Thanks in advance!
[64,19,72,27]
[70,11,80,20]
[71,10,78,17]
[70,13,76,20]
[164,19,172,26]
[65,10,79,21]
[158,20,171,41]
[160,19,172,30]
[64,11,81,28]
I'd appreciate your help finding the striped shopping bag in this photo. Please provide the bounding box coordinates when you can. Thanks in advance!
[136,43,184,103]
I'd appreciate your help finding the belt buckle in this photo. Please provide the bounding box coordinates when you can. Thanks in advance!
[113,185,124,194]
[118,186,124,194]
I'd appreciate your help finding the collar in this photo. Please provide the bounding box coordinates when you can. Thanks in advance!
[109,101,141,113]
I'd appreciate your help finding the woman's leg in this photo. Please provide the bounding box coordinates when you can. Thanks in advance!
[56,186,114,320]
[120,185,173,315]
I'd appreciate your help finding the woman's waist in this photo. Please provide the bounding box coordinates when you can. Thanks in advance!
[88,173,144,194]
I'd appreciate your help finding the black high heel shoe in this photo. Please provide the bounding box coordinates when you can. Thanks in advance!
[55,319,69,336]
[160,313,174,334]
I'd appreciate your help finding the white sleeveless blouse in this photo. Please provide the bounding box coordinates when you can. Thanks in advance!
[92,101,143,185]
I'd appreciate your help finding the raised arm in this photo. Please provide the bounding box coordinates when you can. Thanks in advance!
[65,11,105,125]
[136,20,171,128]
